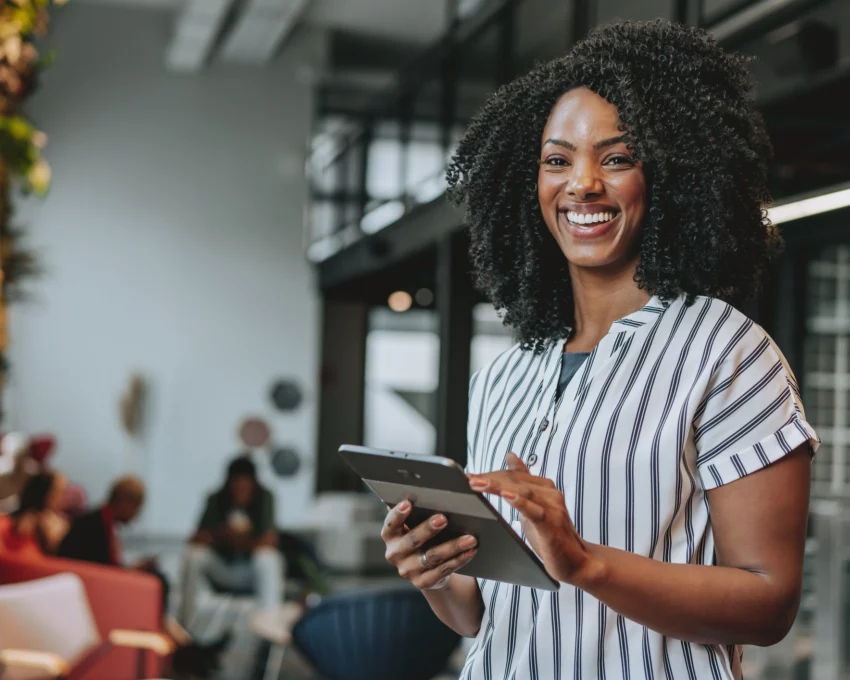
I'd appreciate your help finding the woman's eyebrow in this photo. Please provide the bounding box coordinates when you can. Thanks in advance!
[542,135,627,152]
[594,135,627,150]
[543,138,576,151]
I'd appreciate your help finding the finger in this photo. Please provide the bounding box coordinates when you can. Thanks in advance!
[420,534,478,567]
[414,548,478,590]
[505,452,529,473]
[469,470,554,492]
[499,491,547,522]
[381,500,411,540]
[402,513,449,554]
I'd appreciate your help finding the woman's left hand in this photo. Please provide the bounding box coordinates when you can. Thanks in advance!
[468,453,596,585]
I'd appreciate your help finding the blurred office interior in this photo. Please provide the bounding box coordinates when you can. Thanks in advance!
[2,0,850,678]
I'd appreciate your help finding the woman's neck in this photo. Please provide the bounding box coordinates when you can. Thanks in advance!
[566,259,651,352]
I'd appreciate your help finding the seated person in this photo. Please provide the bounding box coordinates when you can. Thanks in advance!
[0,471,69,558]
[179,456,284,628]
[58,476,228,677]
[58,476,144,565]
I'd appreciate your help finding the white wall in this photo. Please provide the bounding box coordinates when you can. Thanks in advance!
[7,4,325,535]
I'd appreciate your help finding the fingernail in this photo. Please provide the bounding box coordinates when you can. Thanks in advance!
[432,515,447,527]
[501,491,517,500]
[460,535,477,548]
[398,501,410,512]
[469,479,487,490]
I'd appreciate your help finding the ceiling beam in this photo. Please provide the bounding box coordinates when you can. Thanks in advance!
[220,0,312,64]
[165,0,235,73]
[709,0,832,46]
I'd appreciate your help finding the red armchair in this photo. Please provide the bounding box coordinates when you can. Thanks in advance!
[0,551,167,679]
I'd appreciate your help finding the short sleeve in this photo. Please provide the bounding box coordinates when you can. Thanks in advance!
[693,327,819,490]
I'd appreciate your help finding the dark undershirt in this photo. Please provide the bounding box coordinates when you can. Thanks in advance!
[556,352,591,400]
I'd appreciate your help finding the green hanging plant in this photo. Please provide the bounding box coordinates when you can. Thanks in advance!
[0,0,66,406]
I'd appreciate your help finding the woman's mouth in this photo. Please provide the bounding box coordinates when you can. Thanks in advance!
[559,209,620,238]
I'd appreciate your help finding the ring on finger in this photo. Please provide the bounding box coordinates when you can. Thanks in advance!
[419,550,436,570]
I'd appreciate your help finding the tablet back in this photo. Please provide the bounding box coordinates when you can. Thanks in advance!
[339,445,559,591]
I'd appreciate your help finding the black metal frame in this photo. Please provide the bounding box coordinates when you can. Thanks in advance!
[306,0,524,272]
[436,232,474,464]
[762,205,850,394]
[709,0,836,49]
[700,0,757,26]
[572,0,597,44]
[675,0,703,25]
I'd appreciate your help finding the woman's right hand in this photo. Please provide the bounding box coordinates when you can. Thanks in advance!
[381,500,478,591]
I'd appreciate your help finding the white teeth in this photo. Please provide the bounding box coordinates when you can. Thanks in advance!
[565,211,615,225]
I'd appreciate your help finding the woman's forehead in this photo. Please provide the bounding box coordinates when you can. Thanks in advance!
[542,88,622,140]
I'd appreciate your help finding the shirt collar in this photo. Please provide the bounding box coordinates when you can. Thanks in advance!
[558,294,670,347]
[607,294,668,335]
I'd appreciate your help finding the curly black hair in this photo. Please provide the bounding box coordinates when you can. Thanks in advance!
[446,19,779,353]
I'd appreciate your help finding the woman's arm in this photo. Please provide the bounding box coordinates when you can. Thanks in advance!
[421,574,485,638]
[381,502,483,637]
[471,447,811,647]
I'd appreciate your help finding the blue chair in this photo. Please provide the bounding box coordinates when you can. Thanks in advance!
[289,586,461,680]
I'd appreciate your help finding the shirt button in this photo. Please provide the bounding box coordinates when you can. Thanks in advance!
[527,453,539,466]
[538,418,549,432]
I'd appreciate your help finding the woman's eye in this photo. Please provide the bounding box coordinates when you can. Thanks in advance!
[605,155,634,167]
[543,157,569,167]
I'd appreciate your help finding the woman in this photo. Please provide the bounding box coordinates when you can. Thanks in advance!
[380,20,817,680]
[180,457,282,628]
[0,471,69,557]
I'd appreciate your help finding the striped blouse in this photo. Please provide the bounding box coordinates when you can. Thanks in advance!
[460,294,819,680]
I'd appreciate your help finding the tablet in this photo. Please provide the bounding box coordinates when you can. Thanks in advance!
[338,444,559,591]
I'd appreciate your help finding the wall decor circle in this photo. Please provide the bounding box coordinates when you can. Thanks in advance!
[238,417,271,449]
[270,446,301,477]
[270,379,303,412]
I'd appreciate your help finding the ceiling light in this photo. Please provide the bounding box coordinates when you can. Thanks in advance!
[769,187,850,225]
[388,291,412,313]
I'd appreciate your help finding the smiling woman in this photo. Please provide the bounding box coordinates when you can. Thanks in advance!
[376,19,819,680]
[446,20,778,354]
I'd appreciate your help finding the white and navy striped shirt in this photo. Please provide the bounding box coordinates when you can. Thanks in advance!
[461,294,819,680]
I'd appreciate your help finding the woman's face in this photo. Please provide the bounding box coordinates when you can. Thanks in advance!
[538,87,647,273]
[229,475,256,508]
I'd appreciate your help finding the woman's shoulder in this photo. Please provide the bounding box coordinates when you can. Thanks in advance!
[679,295,783,367]
[470,341,544,397]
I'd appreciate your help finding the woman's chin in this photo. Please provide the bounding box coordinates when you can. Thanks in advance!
[560,245,640,274]
[560,245,618,269]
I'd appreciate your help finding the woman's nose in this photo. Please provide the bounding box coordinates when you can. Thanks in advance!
[566,162,603,199]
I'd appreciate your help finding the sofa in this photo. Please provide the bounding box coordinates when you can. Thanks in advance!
[0,550,165,679]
